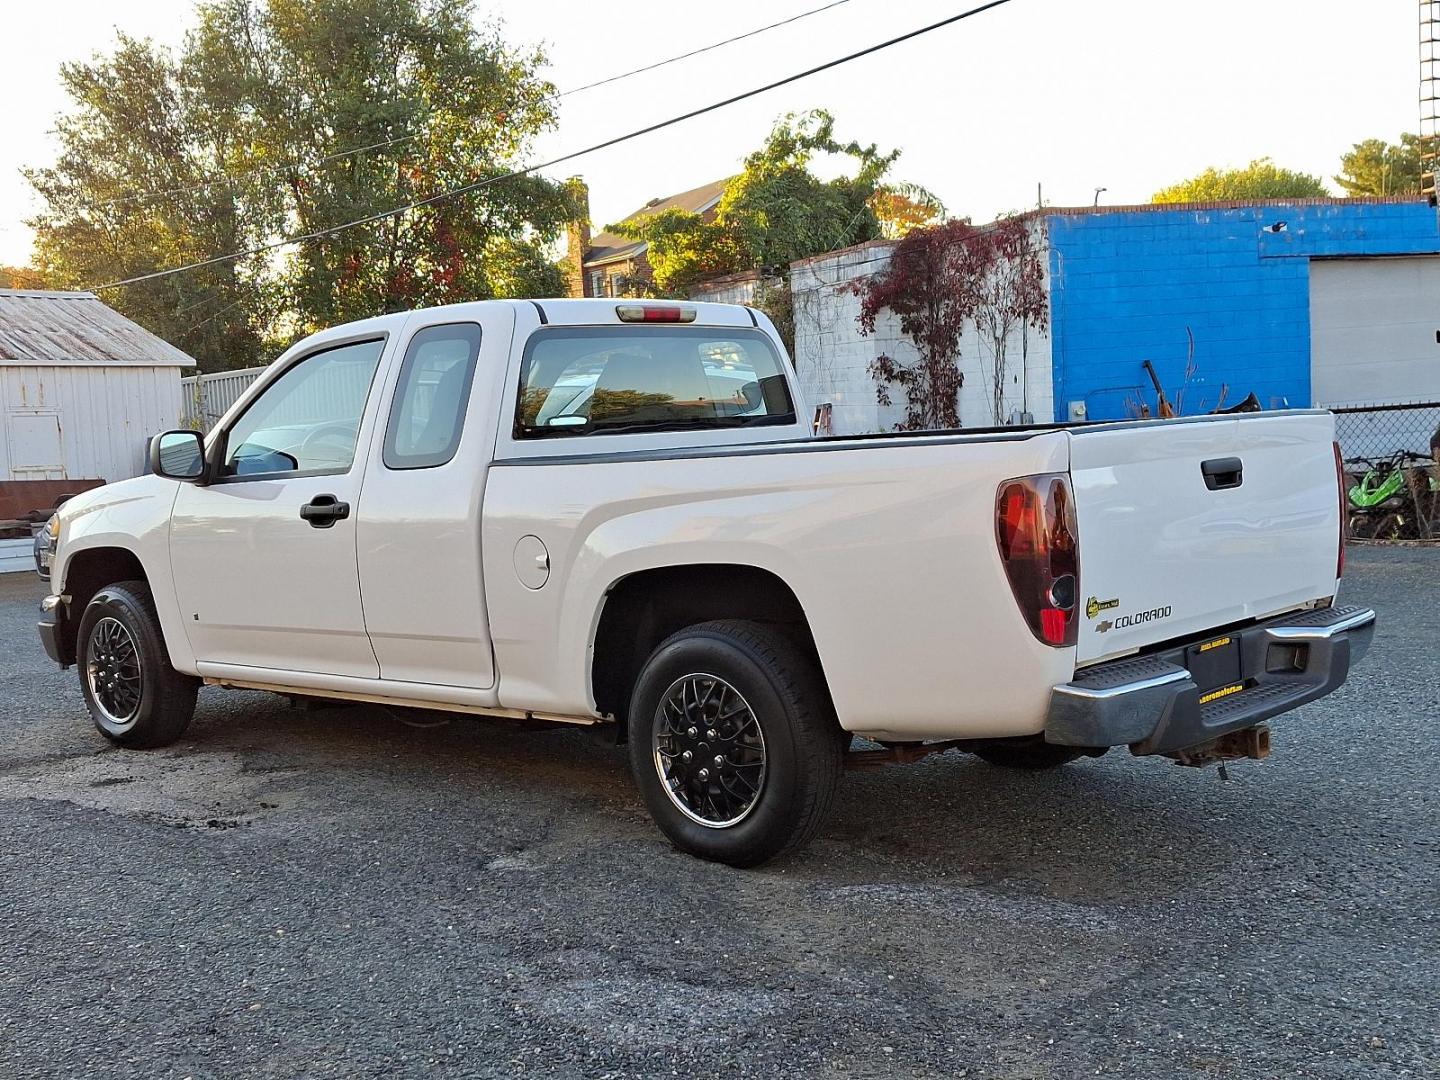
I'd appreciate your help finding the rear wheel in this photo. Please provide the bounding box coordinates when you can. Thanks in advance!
[628,620,845,867]
[76,581,198,748]
[973,742,1085,770]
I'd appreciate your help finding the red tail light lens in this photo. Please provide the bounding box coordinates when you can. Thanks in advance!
[996,473,1080,647]
[1333,440,1346,579]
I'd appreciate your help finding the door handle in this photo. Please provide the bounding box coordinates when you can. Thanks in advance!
[1201,457,1243,490]
[299,494,350,528]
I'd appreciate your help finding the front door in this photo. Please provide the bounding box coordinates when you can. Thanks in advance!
[170,336,390,678]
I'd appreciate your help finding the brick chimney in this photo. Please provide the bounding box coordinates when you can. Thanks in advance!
[564,177,591,298]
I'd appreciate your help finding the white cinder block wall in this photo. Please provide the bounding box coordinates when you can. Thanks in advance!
[789,228,1054,434]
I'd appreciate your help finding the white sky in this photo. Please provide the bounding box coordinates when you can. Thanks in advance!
[0,0,1418,268]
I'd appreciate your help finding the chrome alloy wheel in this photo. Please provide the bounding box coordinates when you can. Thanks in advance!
[653,673,767,829]
[86,616,143,727]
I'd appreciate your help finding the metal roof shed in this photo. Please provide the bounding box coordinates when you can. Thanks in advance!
[0,289,196,517]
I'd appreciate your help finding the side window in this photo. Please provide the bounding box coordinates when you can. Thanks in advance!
[383,323,482,470]
[223,338,385,477]
[515,327,796,439]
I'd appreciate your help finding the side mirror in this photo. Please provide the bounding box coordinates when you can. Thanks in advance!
[150,430,207,482]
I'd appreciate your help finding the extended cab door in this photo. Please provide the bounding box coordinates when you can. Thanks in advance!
[353,305,511,688]
[169,334,390,678]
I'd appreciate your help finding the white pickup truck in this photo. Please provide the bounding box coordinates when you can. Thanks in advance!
[35,299,1374,866]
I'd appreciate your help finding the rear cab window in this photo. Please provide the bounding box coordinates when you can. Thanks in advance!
[513,326,796,440]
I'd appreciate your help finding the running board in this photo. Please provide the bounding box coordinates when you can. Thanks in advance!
[201,676,600,725]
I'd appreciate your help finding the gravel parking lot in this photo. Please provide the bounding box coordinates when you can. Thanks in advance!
[1,546,1436,1079]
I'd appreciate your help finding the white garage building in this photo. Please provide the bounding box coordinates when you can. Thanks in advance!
[0,289,195,521]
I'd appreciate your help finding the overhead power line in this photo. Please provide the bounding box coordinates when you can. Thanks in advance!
[558,0,854,95]
[85,0,858,213]
[91,0,1018,292]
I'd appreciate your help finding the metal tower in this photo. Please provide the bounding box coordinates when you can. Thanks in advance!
[1423,1,1440,204]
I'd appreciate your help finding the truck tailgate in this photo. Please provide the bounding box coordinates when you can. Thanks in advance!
[1069,412,1340,665]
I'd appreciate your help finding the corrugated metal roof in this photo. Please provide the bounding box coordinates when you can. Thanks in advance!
[0,289,197,367]
[585,178,733,266]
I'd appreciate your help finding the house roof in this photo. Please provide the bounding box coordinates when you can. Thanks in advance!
[0,289,196,367]
[585,178,733,267]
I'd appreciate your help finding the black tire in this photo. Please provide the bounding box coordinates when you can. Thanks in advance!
[973,742,1085,770]
[76,580,198,749]
[627,620,845,868]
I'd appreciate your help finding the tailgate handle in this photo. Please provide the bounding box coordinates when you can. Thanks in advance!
[1201,456,1243,490]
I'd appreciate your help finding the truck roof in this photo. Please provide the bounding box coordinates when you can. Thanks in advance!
[499,298,760,328]
[277,298,772,371]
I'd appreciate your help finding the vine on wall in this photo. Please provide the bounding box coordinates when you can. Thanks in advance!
[852,216,1047,430]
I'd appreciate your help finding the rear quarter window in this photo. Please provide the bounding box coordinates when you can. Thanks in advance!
[514,326,795,439]
[383,323,482,470]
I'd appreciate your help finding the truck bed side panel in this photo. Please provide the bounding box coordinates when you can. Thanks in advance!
[482,433,1075,741]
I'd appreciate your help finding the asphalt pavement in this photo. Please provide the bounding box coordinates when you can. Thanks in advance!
[0,547,1435,1079]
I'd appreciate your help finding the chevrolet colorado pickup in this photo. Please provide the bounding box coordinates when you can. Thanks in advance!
[35,299,1374,866]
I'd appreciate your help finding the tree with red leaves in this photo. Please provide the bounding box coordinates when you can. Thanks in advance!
[853,215,1047,430]
[972,216,1048,425]
[853,218,985,431]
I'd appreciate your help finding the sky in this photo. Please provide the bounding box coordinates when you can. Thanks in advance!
[0,0,1420,268]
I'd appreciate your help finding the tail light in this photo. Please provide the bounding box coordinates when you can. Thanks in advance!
[995,473,1079,647]
[1333,440,1346,579]
[616,303,696,323]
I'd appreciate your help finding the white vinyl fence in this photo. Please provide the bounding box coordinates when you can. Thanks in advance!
[181,360,378,433]
[0,536,35,574]
[181,367,265,432]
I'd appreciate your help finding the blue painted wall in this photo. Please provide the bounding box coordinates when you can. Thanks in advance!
[1045,201,1440,421]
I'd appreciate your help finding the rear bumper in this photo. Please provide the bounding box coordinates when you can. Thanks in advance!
[1046,605,1375,755]
[37,594,73,668]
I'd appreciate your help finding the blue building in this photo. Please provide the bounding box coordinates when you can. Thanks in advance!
[1046,197,1440,422]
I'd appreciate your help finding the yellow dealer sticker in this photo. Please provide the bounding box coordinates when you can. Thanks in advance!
[1199,682,1245,705]
[1198,636,1232,653]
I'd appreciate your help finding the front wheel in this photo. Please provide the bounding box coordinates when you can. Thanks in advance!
[76,581,198,748]
[627,620,845,868]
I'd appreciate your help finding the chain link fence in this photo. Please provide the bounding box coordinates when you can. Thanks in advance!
[1332,401,1440,542]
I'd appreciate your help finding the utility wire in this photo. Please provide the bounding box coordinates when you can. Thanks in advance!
[91,0,1018,292]
[558,0,854,95]
[85,0,858,212]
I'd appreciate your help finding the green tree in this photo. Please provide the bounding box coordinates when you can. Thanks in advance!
[1152,158,1328,203]
[611,110,913,295]
[1334,134,1425,196]
[26,0,576,370]
[27,33,266,370]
